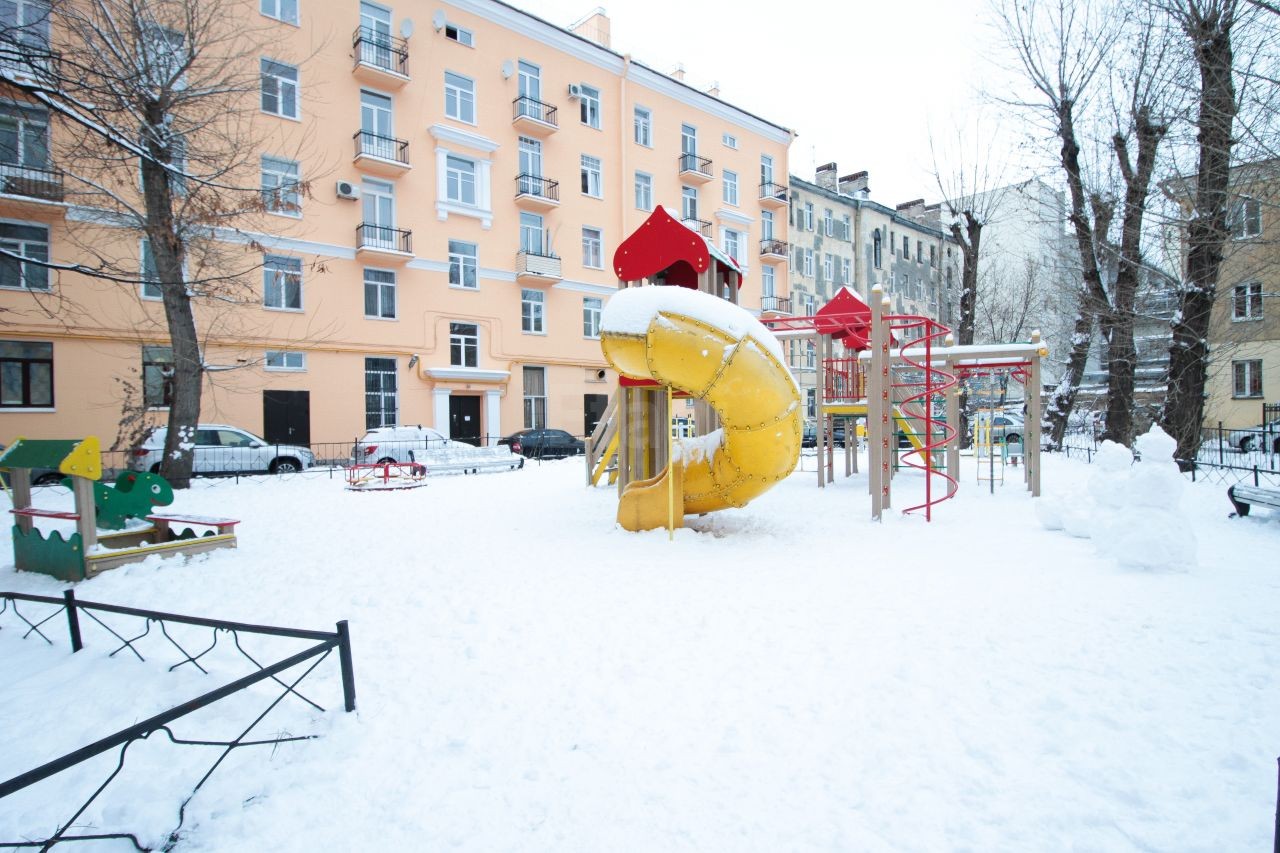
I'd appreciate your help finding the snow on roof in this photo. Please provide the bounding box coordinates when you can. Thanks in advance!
[602,285,787,365]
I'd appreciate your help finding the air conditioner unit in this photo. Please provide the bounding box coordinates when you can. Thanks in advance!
[335,180,360,200]
[567,83,584,99]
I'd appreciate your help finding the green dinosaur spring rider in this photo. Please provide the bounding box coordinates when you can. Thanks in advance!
[0,437,239,582]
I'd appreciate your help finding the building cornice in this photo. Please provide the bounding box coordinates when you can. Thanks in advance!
[429,123,502,153]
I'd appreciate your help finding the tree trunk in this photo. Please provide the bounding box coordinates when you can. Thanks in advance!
[950,213,982,448]
[1162,2,1237,467]
[1045,310,1095,446]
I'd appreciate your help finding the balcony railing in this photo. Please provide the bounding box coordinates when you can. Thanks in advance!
[516,249,562,280]
[760,238,789,257]
[357,223,412,254]
[678,153,713,178]
[512,96,558,128]
[353,131,409,165]
[760,295,793,314]
[515,174,559,202]
[352,27,408,77]
[0,41,60,83]
[0,163,65,202]
[759,181,788,204]
[681,217,711,237]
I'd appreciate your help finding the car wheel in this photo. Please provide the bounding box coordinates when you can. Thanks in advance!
[150,463,162,474]
[33,472,64,486]
[1272,436,1280,455]
[1005,433,1022,446]
[1239,436,1256,453]
[376,457,397,465]
[270,458,301,474]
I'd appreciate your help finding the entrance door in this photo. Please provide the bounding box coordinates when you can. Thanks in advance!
[449,395,482,446]
[263,390,311,446]
[583,393,608,438]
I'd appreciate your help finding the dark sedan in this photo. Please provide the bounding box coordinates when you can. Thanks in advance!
[499,428,585,459]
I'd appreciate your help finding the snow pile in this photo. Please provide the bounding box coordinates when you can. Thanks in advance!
[1037,426,1197,570]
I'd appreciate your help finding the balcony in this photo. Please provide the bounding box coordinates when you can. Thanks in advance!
[0,42,61,85]
[759,181,788,208]
[512,97,558,136]
[0,163,66,216]
[516,249,562,284]
[760,296,793,315]
[353,131,410,175]
[356,223,413,262]
[351,27,408,85]
[678,153,713,183]
[681,217,711,238]
[760,238,789,260]
[515,174,559,210]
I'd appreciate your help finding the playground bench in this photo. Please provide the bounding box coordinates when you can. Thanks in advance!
[1227,485,1280,518]
[10,508,80,520]
[146,514,241,537]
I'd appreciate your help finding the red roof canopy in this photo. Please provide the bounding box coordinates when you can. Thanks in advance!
[815,286,873,350]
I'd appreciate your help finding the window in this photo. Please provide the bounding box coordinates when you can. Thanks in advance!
[263,254,302,310]
[824,209,833,236]
[1233,282,1263,321]
[1231,198,1262,239]
[579,85,601,128]
[1233,359,1263,398]
[445,71,476,123]
[583,297,602,338]
[365,357,397,429]
[917,240,924,262]
[722,229,742,260]
[761,154,775,186]
[0,223,48,291]
[930,244,937,267]
[265,350,305,370]
[722,133,738,149]
[803,203,814,231]
[260,155,300,214]
[682,186,698,222]
[521,288,545,334]
[0,339,51,408]
[138,23,187,87]
[140,239,162,300]
[0,103,49,169]
[582,227,603,268]
[523,366,546,428]
[633,106,651,146]
[444,22,473,46]
[520,212,545,255]
[890,230,896,255]
[142,345,173,408]
[517,136,542,185]
[823,253,833,283]
[761,265,775,298]
[803,248,814,278]
[581,155,602,197]
[903,235,910,257]
[360,89,394,146]
[806,388,816,418]
[361,179,397,246]
[0,0,49,55]
[634,172,653,210]
[450,322,478,367]
[841,214,852,241]
[761,209,775,240]
[842,258,852,286]
[260,0,297,24]
[445,155,477,205]
[723,170,739,206]
[449,240,477,288]
[873,230,883,269]
[260,59,298,119]
[364,268,396,319]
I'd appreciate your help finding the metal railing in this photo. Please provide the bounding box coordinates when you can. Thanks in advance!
[760,295,792,314]
[678,153,712,177]
[357,222,412,254]
[351,26,408,76]
[515,173,559,201]
[760,238,789,257]
[0,162,65,202]
[681,217,711,237]
[0,590,355,850]
[512,96,558,127]
[353,130,409,165]
[759,181,787,203]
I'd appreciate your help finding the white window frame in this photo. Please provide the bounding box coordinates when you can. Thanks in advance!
[1233,359,1263,398]
[581,154,602,198]
[634,171,653,211]
[633,106,651,146]
[823,209,833,236]
[761,265,775,298]
[449,240,478,289]
[140,239,162,300]
[363,267,396,320]
[264,350,306,370]
[722,132,738,149]
[0,222,49,292]
[842,257,852,286]
[521,288,545,334]
[582,226,603,269]
[579,84,601,129]
[445,155,477,206]
[263,254,302,311]
[260,155,300,216]
[722,228,742,260]
[260,58,299,119]
[523,365,547,429]
[1231,197,1262,240]
[450,322,479,367]
[259,0,298,24]
[682,186,698,221]
[583,297,602,339]
[444,21,474,46]
[823,253,833,282]
[803,202,814,231]
[803,249,814,278]
[761,209,774,240]
[444,71,476,124]
[1233,281,1263,321]
[723,170,739,206]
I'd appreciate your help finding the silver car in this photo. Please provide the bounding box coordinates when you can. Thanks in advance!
[129,424,315,475]
[1227,419,1280,453]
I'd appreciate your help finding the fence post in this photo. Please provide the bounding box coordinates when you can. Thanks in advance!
[336,620,357,712]
[1219,421,1224,465]
[1274,756,1279,853]
[63,589,82,652]
[1256,466,1260,488]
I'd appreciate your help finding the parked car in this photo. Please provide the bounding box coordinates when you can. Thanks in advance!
[0,443,67,486]
[499,428,584,459]
[128,424,314,475]
[1227,418,1280,453]
[977,412,1025,445]
[802,423,848,448]
[352,425,452,465]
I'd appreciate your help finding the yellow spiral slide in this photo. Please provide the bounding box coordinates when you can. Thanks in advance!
[600,287,802,531]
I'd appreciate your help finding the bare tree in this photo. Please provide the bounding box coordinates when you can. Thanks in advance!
[0,0,309,486]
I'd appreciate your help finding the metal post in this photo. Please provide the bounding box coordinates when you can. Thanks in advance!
[336,620,357,713]
[1219,421,1224,465]
[63,589,83,652]
[1274,756,1279,853]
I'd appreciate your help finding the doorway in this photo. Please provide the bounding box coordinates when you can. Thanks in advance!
[449,395,482,446]
[584,393,608,439]
[262,390,311,446]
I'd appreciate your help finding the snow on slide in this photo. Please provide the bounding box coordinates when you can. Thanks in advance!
[600,286,801,530]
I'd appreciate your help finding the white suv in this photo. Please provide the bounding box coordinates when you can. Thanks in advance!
[352,426,452,465]
[129,424,315,475]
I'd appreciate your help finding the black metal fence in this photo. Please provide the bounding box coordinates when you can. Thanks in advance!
[1051,427,1280,487]
[0,590,355,850]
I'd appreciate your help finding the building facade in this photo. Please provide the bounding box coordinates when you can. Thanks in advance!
[0,1,791,449]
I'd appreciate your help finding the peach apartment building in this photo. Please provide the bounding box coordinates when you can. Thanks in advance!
[0,1,792,450]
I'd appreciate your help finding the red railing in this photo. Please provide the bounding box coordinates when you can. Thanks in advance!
[823,357,865,401]
[889,315,958,521]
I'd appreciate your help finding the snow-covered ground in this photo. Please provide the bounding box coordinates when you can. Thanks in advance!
[2,448,1278,851]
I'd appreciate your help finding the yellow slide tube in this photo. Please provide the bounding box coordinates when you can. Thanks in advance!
[601,288,801,531]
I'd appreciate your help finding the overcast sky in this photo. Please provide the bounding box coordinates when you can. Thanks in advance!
[509,0,1029,205]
